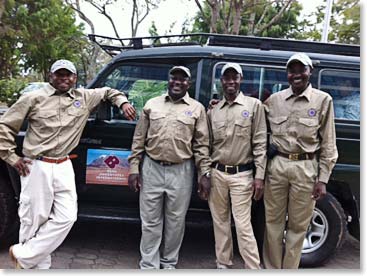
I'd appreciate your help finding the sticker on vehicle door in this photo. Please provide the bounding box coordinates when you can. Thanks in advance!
[86,149,130,186]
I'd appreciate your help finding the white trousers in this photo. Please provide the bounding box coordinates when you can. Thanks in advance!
[12,159,78,269]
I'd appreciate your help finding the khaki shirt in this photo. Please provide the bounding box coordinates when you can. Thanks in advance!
[208,92,267,180]
[128,92,211,176]
[0,83,128,166]
[264,84,338,183]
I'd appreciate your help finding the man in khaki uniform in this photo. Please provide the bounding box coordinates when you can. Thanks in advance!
[128,66,211,269]
[208,63,267,269]
[0,60,136,269]
[263,53,338,269]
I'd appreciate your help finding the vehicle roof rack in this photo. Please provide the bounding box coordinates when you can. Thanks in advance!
[88,33,360,57]
[88,33,209,56]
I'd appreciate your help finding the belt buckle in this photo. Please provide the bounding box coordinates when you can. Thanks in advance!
[289,153,299,161]
[224,165,233,174]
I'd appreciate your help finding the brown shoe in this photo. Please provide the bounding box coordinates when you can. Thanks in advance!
[9,245,23,269]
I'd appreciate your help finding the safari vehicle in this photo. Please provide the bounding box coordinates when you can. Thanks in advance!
[0,33,359,267]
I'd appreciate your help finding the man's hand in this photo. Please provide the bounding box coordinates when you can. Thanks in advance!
[14,158,32,177]
[121,102,136,121]
[208,99,220,110]
[198,174,211,200]
[128,173,141,192]
[252,178,264,201]
[312,181,326,201]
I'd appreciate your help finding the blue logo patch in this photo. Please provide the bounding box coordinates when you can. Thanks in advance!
[308,108,316,117]
[73,100,81,108]
[184,110,193,117]
[242,110,250,118]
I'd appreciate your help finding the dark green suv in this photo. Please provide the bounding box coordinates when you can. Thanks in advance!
[0,33,359,267]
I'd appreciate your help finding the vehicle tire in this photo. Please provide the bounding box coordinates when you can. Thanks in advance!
[300,192,347,267]
[0,167,19,248]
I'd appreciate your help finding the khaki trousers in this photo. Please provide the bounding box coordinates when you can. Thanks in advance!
[12,159,78,269]
[208,168,260,269]
[263,156,317,269]
[139,155,193,269]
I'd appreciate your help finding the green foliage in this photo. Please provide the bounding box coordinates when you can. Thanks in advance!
[190,0,304,38]
[0,0,85,80]
[332,0,359,44]
[128,80,167,118]
[296,0,359,44]
[0,79,28,107]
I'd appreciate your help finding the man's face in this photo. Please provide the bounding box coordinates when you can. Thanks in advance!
[50,69,77,93]
[221,68,242,96]
[168,71,190,100]
[287,62,311,93]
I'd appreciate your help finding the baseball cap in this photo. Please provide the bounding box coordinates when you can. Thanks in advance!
[286,53,313,68]
[50,59,77,74]
[169,66,191,78]
[221,62,243,76]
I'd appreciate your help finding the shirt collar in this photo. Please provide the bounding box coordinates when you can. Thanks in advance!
[219,91,245,109]
[46,83,75,99]
[164,92,190,105]
[285,84,313,102]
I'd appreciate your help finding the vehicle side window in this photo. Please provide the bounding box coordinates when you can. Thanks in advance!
[319,70,360,121]
[101,64,169,120]
[212,63,288,102]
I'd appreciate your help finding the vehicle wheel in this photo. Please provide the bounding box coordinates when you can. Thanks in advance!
[300,193,347,267]
[0,168,19,247]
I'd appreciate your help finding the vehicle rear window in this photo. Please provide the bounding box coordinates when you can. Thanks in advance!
[212,63,288,102]
[319,69,360,121]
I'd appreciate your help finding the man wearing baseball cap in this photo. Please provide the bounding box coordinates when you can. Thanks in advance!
[207,62,267,269]
[0,59,136,269]
[262,53,338,268]
[128,65,211,269]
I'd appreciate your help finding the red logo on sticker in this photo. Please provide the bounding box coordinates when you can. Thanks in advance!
[104,156,120,168]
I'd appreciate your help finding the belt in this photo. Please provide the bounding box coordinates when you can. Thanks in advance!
[149,156,179,166]
[277,151,315,161]
[36,154,78,164]
[211,162,253,174]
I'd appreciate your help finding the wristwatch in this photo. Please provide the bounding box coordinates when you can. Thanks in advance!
[204,171,211,178]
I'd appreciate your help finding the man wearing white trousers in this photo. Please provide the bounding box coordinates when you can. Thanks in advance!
[0,59,136,269]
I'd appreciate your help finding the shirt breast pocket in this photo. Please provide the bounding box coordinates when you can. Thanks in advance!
[212,120,226,141]
[298,117,319,141]
[268,116,288,136]
[67,108,87,128]
[234,119,251,138]
[176,116,195,138]
[149,112,166,135]
[32,110,59,129]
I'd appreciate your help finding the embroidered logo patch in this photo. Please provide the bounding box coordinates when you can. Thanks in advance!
[308,108,317,117]
[184,110,193,117]
[242,110,250,118]
[73,100,81,108]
